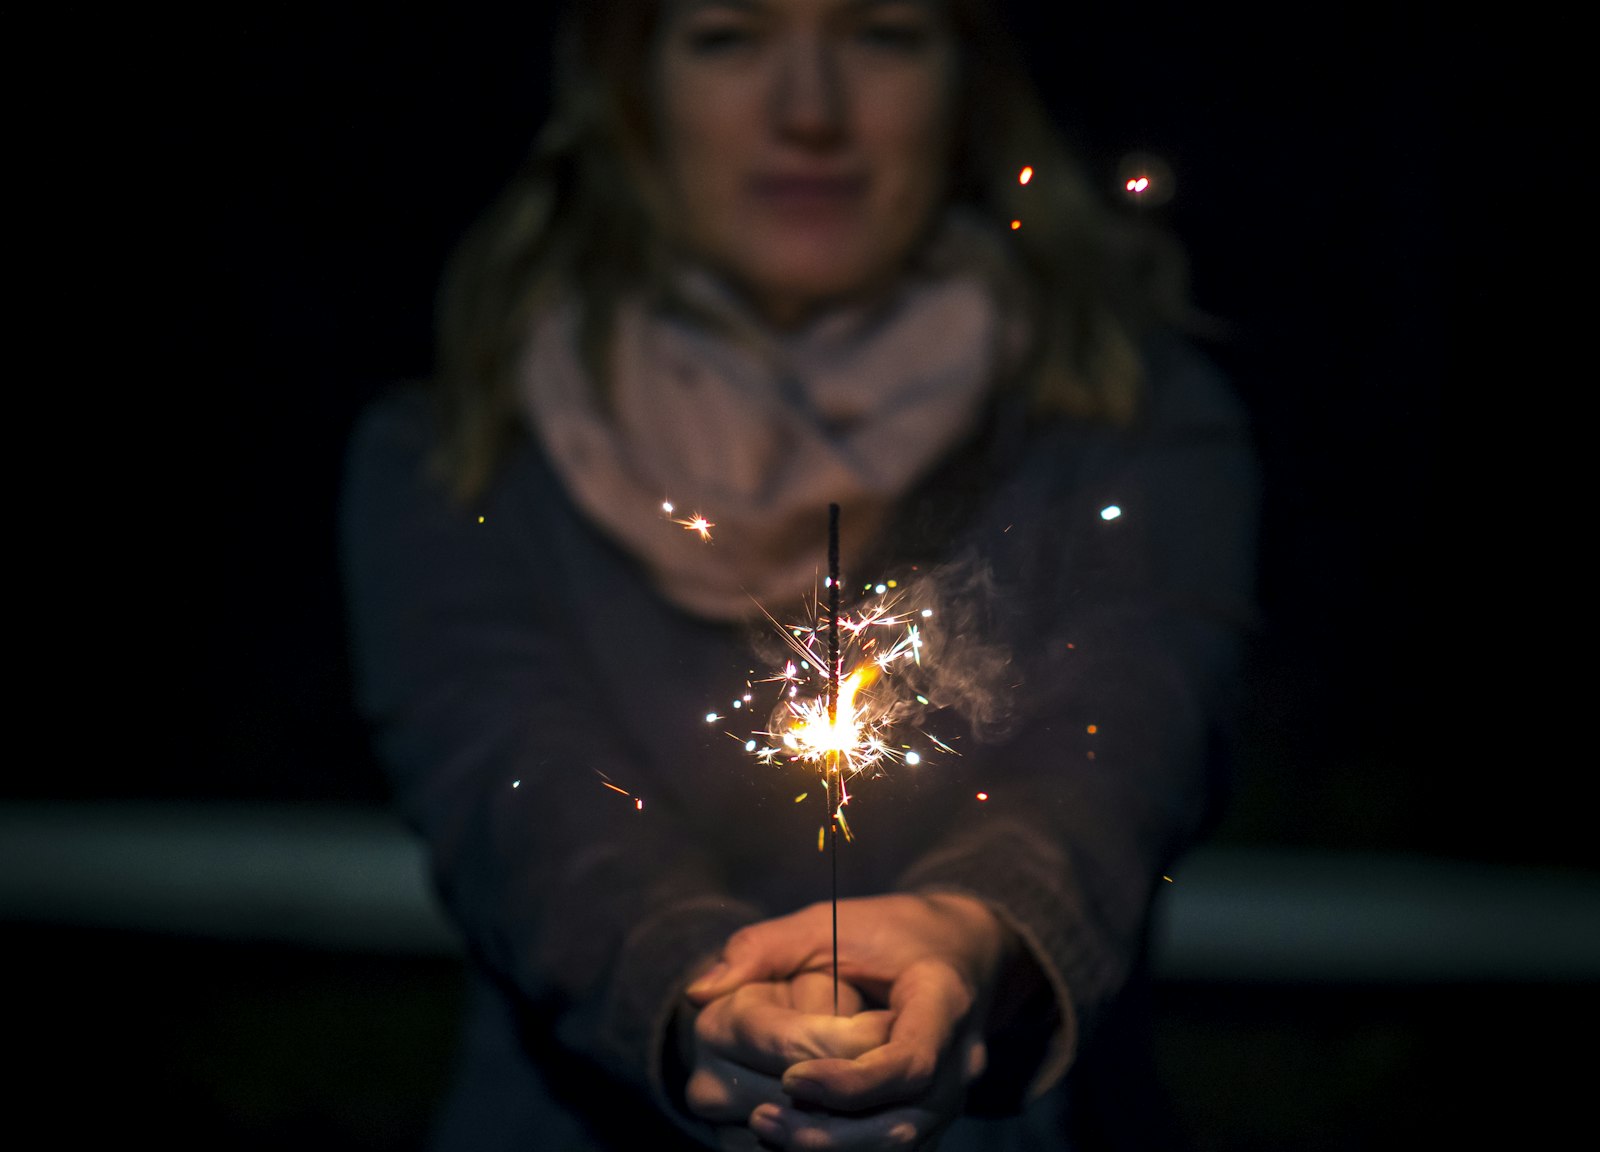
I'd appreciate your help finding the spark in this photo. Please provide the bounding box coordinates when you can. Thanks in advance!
[1100,505,1122,520]
[596,770,645,811]
[976,791,988,801]
[1010,219,1022,230]
[1019,166,1034,185]
[1116,152,1174,207]
[721,579,948,838]
[662,501,714,541]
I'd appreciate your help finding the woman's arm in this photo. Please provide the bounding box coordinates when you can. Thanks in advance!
[900,332,1258,1074]
[340,389,758,1118]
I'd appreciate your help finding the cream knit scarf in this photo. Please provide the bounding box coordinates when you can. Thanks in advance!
[519,220,1021,621]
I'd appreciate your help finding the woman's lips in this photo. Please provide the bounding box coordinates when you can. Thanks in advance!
[750,174,867,209]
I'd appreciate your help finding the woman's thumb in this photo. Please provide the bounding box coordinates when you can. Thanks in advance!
[684,919,808,1002]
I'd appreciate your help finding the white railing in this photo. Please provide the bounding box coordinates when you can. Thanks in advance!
[4,802,1598,983]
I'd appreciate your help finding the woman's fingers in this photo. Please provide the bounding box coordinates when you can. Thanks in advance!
[782,960,970,1112]
[687,1054,787,1123]
[688,975,896,1142]
[687,910,833,1003]
[789,969,859,1016]
[698,983,891,1073]
[749,1100,946,1151]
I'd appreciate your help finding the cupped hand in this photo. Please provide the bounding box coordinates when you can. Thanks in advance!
[685,893,1009,1150]
[684,970,891,1150]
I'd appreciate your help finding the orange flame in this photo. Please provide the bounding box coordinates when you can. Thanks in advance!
[781,665,880,763]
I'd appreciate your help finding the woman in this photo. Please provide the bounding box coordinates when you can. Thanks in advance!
[343,1,1257,1148]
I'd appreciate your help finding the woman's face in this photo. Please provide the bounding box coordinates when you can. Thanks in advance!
[654,0,958,326]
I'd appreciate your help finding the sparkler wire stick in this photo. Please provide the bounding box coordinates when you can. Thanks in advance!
[828,502,840,1016]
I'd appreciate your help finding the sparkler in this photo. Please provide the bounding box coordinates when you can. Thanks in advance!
[737,507,949,1012]
[827,504,841,1012]
[673,497,949,1012]
[741,581,943,791]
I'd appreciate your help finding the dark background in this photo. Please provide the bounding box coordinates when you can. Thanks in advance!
[19,3,1571,1148]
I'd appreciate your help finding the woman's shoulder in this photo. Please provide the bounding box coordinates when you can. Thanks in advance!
[339,382,456,555]
[341,380,565,533]
[347,381,436,471]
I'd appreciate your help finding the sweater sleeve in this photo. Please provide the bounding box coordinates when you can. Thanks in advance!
[339,390,754,1132]
[898,336,1259,1100]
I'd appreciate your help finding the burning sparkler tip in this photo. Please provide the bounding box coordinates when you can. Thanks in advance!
[730,563,950,845]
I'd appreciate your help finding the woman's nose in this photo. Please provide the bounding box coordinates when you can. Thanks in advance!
[772,37,844,148]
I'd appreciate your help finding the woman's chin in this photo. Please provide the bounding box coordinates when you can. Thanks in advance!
[729,253,905,327]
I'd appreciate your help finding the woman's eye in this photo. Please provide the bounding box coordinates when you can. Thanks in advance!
[681,21,760,55]
[857,21,931,50]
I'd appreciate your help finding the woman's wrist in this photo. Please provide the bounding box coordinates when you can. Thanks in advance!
[918,891,1050,1035]
[917,891,1007,994]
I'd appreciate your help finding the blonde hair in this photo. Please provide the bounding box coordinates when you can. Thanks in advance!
[434,0,1192,500]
